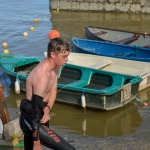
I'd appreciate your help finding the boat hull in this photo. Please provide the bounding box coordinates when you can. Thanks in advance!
[44,52,150,91]
[85,26,150,48]
[72,37,150,63]
[57,83,139,110]
[0,53,142,111]
[6,74,139,110]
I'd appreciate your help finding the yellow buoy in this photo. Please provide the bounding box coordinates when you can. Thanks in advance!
[2,42,8,48]
[23,32,28,37]
[30,26,34,32]
[3,49,9,54]
[34,18,39,23]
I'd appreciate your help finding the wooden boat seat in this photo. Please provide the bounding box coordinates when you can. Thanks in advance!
[89,60,112,69]
[132,70,149,77]
[116,34,140,44]
[94,31,107,37]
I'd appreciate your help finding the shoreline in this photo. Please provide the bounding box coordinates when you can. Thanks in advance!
[0,109,150,150]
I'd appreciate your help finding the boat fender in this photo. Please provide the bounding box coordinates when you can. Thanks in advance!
[81,94,86,109]
[15,77,20,94]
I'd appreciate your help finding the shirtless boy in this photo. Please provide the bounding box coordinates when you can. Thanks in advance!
[19,38,75,150]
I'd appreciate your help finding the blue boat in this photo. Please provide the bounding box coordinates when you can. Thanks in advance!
[72,37,150,62]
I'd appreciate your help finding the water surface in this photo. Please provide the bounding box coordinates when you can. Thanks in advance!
[0,0,150,138]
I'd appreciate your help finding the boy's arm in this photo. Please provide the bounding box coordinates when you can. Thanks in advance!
[40,77,58,124]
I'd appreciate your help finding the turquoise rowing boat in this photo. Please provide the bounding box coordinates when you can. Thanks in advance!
[0,53,142,110]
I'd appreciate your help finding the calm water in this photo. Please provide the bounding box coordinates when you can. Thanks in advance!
[0,0,150,138]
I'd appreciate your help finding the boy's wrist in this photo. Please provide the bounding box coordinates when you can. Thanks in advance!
[46,105,51,112]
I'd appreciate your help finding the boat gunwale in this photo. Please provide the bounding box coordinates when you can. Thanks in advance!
[0,54,142,95]
[85,26,150,37]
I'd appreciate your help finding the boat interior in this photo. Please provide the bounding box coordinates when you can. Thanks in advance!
[88,27,150,47]
[94,31,140,45]
[14,62,38,76]
[58,65,133,90]
[11,59,140,92]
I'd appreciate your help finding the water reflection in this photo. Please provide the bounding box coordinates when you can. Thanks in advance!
[4,86,25,120]
[49,88,150,137]
[50,102,143,137]
[137,87,150,102]
[51,11,150,42]
[0,0,150,138]
[2,74,150,137]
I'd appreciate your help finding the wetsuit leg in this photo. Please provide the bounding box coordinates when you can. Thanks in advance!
[19,116,33,150]
[39,124,75,150]
[24,134,33,150]
[20,117,75,150]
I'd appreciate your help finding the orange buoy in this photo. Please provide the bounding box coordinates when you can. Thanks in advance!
[2,42,8,48]
[34,18,39,23]
[48,30,60,40]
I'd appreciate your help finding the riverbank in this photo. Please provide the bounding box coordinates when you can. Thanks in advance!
[1,129,150,150]
[1,114,150,150]
[47,126,150,150]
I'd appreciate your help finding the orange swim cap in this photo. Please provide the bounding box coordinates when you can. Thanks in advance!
[48,30,60,40]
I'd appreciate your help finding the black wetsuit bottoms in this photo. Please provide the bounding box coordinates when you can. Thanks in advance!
[19,96,75,150]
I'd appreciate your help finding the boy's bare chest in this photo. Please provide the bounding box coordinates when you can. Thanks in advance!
[46,72,56,91]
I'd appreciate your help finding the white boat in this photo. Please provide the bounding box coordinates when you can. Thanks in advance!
[44,52,150,91]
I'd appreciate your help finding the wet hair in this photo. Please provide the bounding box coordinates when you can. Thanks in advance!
[47,37,71,58]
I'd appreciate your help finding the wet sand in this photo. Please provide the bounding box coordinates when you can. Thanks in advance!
[1,132,150,150]
[1,118,150,150]
[48,125,150,150]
